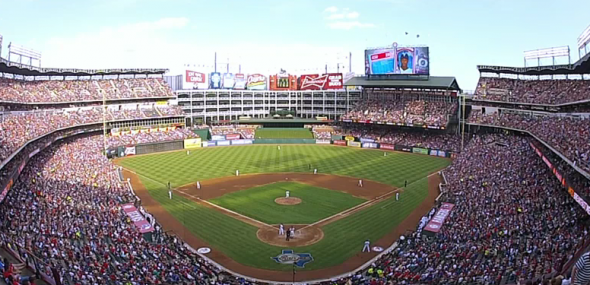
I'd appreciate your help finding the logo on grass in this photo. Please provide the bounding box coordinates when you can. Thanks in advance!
[271,250,313,268]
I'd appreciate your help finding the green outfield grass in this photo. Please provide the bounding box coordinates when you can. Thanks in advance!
[117,145,450,271]
[254,128,314,139]
[209,182,366,224]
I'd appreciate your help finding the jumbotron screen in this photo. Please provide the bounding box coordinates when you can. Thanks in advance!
[365,46,429,75]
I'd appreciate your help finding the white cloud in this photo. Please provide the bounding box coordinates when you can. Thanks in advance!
[328,21,376,30]
[323,7,373,30]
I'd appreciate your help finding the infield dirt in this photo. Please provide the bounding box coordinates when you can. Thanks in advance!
[122,169,443,282]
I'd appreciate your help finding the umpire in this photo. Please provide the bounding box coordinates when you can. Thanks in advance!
[286,227,291,241]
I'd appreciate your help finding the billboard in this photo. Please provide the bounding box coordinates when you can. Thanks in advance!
[122,204,155,233]
[184,70,208,89]
[209,72,222,89]
[184,138,202,149]
[246,74,267,90]
[223,73,235,89]
[365,44,429,75]
[234,73,246,90]
[269,72,298,91]
[423,202,454,234]
[299,73,343,90]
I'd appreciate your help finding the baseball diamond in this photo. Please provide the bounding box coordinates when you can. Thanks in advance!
[115,144,450,281]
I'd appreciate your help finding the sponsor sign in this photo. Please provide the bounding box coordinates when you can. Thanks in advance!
[316,140,331,145]
[573,193,590,215]
[184,70,208,90]
[0,178,13,203]
[360,138,375,143]
[430,150,438,156]
[362,142,378,149]
[225,133,241,140]
[234,73,246,90]
[380,143,395,150]
[272,250,313,268]
[217,140,230,146]
[345,136,355,141]
[299,73,343,90]
[29,148,40,158]
[542,156,553,169]
[223,73,235,89]
[18,161,26,175]
[197,247,211,254]
[124,146,136,156]
[270,72,297,90]
[122,204,154,233]
[246,74,267,90]
[412,147,429,155]
[202,141,211,147]
[212,135,226,141]
[424,202,455,233]
[209,72,222,89]
[184,138,202,149]
[334,140,347,146]
[438,151,446,157]
[348,141,361,148]
[231,139,252,145]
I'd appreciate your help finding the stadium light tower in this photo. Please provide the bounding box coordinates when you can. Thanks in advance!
[577,24,590,58]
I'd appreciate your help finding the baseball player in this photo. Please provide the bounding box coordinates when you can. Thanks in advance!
[278,146,281,151]
[358,179,363,187]
[396,192,399,201]
[286,190,290,198]
[286,228,291,241]
[362,239,371,252]
[236,169,239,176]
[187,150,190,155]
[290,226,295,237]
[168,189,173,200]
[404,180,408,187]
[196,181,201,190]
[384,152,387,157]
[314,168,317,174]
[279,224,285,235]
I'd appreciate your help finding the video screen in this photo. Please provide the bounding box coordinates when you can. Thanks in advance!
[365,46,429,75]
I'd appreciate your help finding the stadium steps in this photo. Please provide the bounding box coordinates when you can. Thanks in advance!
[154,107,163,117]
[0,248,49,285]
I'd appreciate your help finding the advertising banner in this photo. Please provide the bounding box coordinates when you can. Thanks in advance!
[430,150,438,156]
[246,74,267,90]
[345,136,355,141]
[184,138,202,149]
[223,73,235,89]
[348,141,361,148]
[225,134,241,140]
[395,145,412,152]
[299,73,344,90]
[217,140,230,146]
[209,72,222,89]
[29,148,40,158]
[124,146,136,156]
[231,139,253,145]
[542,156,553,169]
[360,138,375,143]
[362,142,378,149]
[438,151,446,157]
[316,140,331,145]
[334,140,347,146]
[0,178,13,203]
[379,143,395,150]
[412,147,429,155]
[423,202,454,233]
[234,73,246,90]
[122,204,155,233]
[365,44,430,75]
[573,192,590,215]
[202,141,211,147]
[184,70,208,89]
[212,135,226,141]
[270,72,298,91]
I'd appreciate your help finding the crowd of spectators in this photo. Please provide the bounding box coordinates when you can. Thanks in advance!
[474,77,590,105]
[0,135,233,285]
[0,78,174,103]
[0,105,183,163]
[311,125,335,140]
[342,99,456,127]
[468,110,590,172]
[336,125,465,152]
[106,128,197,148]
[210,125,258,139]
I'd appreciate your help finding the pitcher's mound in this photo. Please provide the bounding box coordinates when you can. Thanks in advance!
[275,197,302,205]
[257,225,324,247]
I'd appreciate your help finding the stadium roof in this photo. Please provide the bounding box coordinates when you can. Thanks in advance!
[0,57,168,77]
[477,52,590,75]
[344,76,461,91]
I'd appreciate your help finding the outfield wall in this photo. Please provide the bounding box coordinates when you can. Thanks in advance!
[253,138,316,144]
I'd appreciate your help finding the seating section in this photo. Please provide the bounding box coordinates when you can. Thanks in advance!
[312,125,335,139]
[342,99,456,127]
[0,78,173,103]
[0,105,183,163]
[106,128,197,148]
[210,125,258,139]
[474,77,590,104]
[468,110,590,172]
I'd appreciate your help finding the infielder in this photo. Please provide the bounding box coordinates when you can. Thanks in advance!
[279,224,285,235]
[396,192,399,201]
[362,239,371,252]
[314,168,317,174]
[196,181,201,189]
[236,169,239,176]
[286,190,290,198]
[358,179,363,187]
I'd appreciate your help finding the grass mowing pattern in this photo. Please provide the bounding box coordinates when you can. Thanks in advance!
[120,145,450,271]
[254,128,314,139]
[209,182,366,224]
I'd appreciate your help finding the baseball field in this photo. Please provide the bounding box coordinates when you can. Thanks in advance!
[116,145,450,282]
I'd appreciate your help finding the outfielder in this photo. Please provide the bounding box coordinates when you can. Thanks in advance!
[314,168,317,174]
[279,224,285,235]
[396,192,399,201]
[196,181,201,189]
[362,239,371,252]
[187,150,190,155]
[286,190,290,198]
[278,146,281,150]
[236,169,239,176]
[384,152,387,157]
[168,189,173,199]
[358,179,363,187]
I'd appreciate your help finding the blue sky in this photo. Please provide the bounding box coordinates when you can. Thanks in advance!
[0,0,589,90]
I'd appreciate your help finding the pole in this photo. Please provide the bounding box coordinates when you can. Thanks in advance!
[227,58,229,73]
[214,52,217,73]
[461,94,466,151]
[103,90,107,155]
[349,52,352,73]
